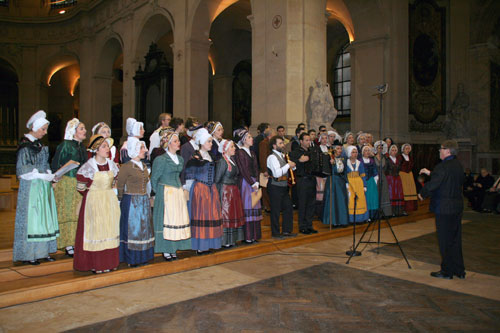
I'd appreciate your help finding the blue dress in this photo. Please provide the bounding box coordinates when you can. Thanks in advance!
[116,161,154,265]
[322,157,349,227]
[362,157,380,219]
[13,136,59,262]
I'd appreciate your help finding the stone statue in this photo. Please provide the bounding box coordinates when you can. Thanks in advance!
[445,83,474,139]
[307,79,338,130]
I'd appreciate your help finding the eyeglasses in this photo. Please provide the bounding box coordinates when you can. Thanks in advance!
[439,147,449,151]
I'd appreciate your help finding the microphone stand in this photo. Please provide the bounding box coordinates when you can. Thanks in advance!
[346,191,361,257]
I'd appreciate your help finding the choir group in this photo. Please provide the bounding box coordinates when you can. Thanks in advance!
[12,110,419,273]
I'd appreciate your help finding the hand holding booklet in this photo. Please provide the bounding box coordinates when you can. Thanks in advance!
[54,160,80,180]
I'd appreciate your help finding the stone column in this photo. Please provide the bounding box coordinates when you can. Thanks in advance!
[78,37,94,128]
[121,14,137,127]
[18,46,39,136]
[212,74,233,133]
[185,38,211,122]
[170,42,187,120]
[92,75,113,127]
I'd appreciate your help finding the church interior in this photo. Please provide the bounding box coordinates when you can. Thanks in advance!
[0,0,500,331]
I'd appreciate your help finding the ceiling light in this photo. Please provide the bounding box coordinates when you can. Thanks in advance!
[59,10,66,14]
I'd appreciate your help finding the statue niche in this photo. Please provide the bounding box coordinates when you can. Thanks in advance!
[134,43,173,137]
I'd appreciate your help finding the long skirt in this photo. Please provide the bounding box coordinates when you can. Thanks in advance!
[13,179,58,262]
[74,193,119,272]
[386,174,405,216]
[240,177,263,241]
[400,171,418,212]
[365,177,379,219]
[347,175,369,223]
[220,184,245,246]
[189,182,223,251]
[322,176,349,227]
[377,175,393,217]
[54,176,81,249]
[154,185,191,254]
[119,194,154,265]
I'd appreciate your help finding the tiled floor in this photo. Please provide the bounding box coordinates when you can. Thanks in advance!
[1,209,500,332]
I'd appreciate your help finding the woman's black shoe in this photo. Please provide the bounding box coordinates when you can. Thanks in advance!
[23,260,40,265]
[44,256,56,262]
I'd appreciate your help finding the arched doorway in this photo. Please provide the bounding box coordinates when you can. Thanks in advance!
[208,0,252,132]
[134,13,174,137]
[0,58,19,147]
[96,37,123,145]
[326,12,351,134]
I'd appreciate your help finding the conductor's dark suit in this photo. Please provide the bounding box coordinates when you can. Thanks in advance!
[419,155,465,276]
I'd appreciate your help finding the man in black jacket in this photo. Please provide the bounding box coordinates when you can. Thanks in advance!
[418,140,466,279]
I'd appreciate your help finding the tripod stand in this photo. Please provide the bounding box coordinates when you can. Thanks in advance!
[345,84,411,268]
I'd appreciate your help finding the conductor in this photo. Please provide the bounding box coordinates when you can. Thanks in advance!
[418,140,466,279]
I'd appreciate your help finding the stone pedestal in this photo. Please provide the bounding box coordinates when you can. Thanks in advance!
[457,138,475,171]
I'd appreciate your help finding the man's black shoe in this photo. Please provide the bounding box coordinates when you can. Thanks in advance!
[430,271,453,279]
[272,234,284,239]
[454,272,466,279]
[308,228,318,234]
[299,229,311,235]
[282,232,297,238]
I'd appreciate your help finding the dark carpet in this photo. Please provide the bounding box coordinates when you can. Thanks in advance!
[67,262,500,332]
[368,211,500,277]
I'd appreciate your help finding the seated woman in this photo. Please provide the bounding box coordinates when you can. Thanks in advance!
[74,135,120,273]
[345,146,369,223]
[117,138,155,267]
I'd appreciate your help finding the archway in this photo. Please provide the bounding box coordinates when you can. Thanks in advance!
[96,37,123,144]
[208,0,252,131]
[0,58,19,147]
[326,18,350,134]
[134,13,174,136]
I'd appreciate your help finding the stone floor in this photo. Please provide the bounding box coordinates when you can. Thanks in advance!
[1,209,500,332]
[68,262,500,332]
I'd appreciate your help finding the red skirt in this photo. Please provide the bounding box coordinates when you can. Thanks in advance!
[73,193,119,272]
[220,184,246,229]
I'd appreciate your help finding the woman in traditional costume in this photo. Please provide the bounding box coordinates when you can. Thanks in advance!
[361,145,379,220]
[184,128,222,254]
[91,122,120,164]
[374,140,393,217]
[117,138,154,266]
[322,144,349,227]
[51,118,88,257]
[151,130,191,261]
[150,127,170,165]
[215,139,245,247]
[74,135,120,273]
[385,144,406,217]
[13,110,59,265]
[399,143,418,212]
[120,118,145,164]
[345,146,369,223]
[383,137,394,158]
[207,121,224,161]
[234,129,263,243]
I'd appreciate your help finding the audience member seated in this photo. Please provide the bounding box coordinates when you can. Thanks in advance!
[481,176,500,214]
[468,168,495,211]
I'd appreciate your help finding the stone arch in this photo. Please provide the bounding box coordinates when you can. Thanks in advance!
[188,0,241,42]
[135,12,175,65]
[39,52,79,87]
[94,36,124,142]
[326,0,355,42]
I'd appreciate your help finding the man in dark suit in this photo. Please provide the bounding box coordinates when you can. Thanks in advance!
[290,133,318,234]
[418,140,466,279]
